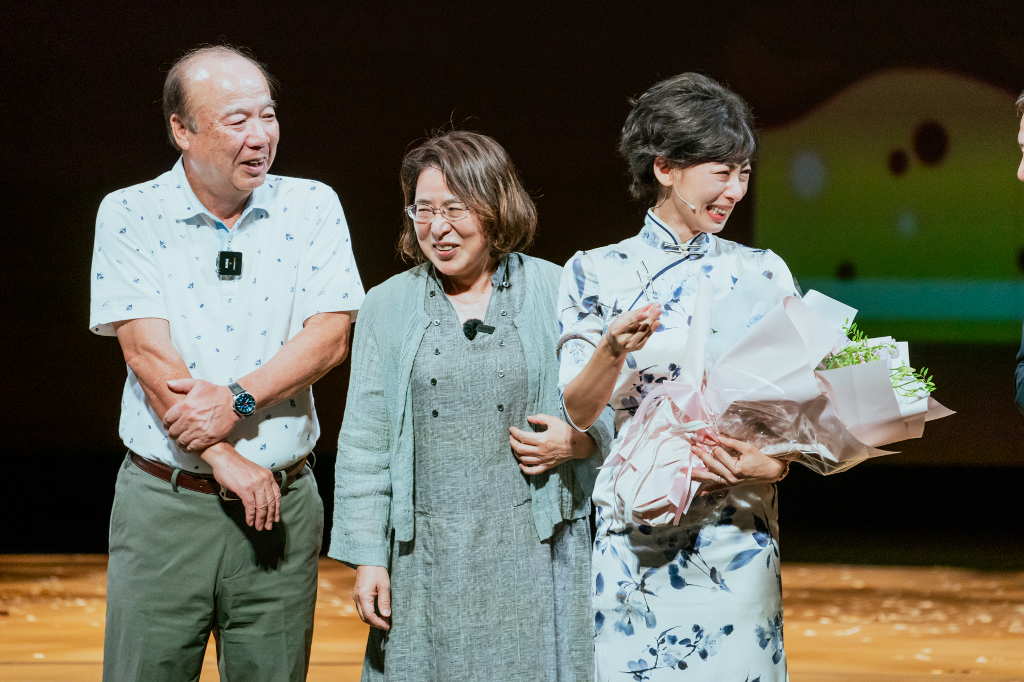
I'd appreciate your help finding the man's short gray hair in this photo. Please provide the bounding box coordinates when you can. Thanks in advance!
[162,45,279,152]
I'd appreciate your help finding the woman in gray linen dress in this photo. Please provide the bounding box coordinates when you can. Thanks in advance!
[329,131,616,682]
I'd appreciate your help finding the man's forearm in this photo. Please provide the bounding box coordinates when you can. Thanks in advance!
[237,311,352,409]
[147,311,352,453]
[115,318,193,421]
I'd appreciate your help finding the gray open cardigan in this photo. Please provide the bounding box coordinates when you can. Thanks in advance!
[328,254,615,568]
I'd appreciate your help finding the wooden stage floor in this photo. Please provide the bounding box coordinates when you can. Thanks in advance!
[1,556,1022,681]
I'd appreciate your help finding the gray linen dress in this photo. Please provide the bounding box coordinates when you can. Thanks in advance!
[362,255,592,682]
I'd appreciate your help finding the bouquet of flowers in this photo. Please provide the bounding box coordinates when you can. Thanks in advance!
[604,273,953,527]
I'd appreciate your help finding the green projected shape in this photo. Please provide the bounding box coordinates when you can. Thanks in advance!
[754,68,1024,342]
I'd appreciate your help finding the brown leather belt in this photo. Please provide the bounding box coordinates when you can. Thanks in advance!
[129,452,308,501]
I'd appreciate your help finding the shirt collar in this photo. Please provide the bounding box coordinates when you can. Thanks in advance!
[490,253,514,289]
[639,209,711,258]
[169,157,271,226]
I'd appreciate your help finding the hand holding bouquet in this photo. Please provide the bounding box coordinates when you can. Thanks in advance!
[604,273,953,527]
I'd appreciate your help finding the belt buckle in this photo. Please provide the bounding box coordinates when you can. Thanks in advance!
[218,485,237,501]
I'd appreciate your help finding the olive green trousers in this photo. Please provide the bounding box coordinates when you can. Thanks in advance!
[103,453,323,682]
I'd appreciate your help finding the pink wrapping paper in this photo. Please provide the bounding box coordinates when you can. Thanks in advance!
[601,272,954,527]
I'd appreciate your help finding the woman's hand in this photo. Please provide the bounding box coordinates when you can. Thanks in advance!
[603,302,662,357]
[689,434,786,494]
[509,414,597,475]
[353,565,391,630]
[562,303,661,433]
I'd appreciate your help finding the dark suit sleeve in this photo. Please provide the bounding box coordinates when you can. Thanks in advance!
[1016,320,1024,416]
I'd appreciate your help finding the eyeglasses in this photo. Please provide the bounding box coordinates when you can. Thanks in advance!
[405,203,470,223]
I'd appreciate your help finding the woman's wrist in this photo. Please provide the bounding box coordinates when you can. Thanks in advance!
[772,460,790,483]
[568,429,597,461]
[596,334,629,364]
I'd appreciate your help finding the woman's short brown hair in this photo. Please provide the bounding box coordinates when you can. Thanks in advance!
[397,131,537,264]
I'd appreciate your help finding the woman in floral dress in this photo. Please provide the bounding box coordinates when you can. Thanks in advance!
[557,74,798,681]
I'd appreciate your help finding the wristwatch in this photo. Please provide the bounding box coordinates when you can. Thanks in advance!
[228,381,257,418]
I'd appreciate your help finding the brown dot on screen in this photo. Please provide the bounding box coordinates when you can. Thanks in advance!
[888,149,909,175]
[836,262,856,280]
[913,121,949,166]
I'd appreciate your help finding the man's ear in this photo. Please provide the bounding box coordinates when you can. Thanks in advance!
[170,114,192,151]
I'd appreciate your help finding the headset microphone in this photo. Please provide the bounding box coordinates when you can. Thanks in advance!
[674,185,698,212]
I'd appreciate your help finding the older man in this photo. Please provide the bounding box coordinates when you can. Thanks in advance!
[89,45,364,681]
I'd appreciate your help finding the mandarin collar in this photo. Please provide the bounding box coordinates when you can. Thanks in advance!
[639,209,711,258]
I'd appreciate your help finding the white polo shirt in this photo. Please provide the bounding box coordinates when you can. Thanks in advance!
[89,158,365,473]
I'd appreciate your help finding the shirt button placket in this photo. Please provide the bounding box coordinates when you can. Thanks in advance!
[431,335,439,417]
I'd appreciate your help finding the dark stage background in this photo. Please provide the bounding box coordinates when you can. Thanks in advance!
[2,1,1022,568]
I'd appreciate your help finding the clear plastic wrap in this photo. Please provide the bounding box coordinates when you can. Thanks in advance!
[715,398,871,476]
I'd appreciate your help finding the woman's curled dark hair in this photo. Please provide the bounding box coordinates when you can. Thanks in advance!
[620,73,757,203]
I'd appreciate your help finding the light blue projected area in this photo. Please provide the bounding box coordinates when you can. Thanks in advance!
[798,278,1024,321]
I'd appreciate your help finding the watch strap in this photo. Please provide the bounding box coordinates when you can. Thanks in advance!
[228,381,245,397]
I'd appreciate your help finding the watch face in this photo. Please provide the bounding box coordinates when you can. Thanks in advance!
[234,392,257,416]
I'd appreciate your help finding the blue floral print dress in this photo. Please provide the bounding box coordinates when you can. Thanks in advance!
[556,210,799,682]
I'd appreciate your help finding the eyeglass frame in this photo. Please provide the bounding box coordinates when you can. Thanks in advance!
[404,202,471,223]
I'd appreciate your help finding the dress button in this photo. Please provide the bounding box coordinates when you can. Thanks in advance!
[500,310,507,316]
[497,404,504,411]
[430,378,437,386]
[433,320,440,326]
[434,348,440,355]
[429,290,436,297]
[498,371,505,378]
[498,340,505,347]
[432,410,438,418]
